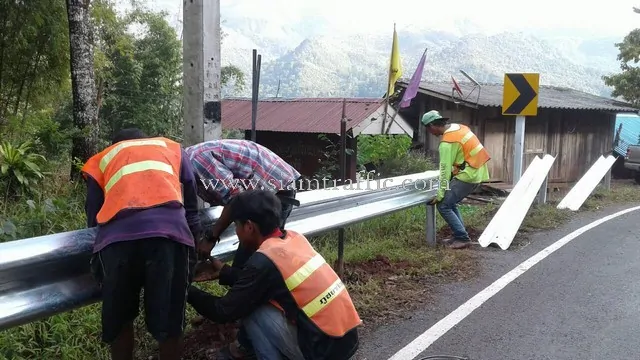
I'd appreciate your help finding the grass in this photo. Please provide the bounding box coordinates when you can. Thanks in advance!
[582,180,640,209]
[0,171,639,359]
[311,206,477,322]
[0,181,476,359]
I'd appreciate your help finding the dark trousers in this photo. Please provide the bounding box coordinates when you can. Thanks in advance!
[90,238,190,343]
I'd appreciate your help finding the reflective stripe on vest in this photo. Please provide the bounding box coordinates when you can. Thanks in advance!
[99,139,169,172]
[441,124,491,171]
[258,231,362,337]
[81,137,183,224]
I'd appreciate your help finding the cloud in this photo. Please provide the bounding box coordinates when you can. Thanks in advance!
[133,0,639,37]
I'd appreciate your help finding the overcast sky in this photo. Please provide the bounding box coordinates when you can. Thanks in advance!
[143,0,639,37]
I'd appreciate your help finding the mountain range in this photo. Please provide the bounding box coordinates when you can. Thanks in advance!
[145,0,629,100]
[220,24,624,99]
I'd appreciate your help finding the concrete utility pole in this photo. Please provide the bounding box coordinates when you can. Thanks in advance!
[183,0,222,146]
[183,0,222,209]
[513,115,525,184]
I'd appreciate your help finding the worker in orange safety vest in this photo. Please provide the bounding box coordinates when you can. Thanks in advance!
[422,110,491,249]
[187,190,361,360]
[81,128,202,360]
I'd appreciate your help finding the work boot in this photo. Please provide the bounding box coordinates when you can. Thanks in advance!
[190,315,205,327]
[218,340,257,360]
[447,240,472,249]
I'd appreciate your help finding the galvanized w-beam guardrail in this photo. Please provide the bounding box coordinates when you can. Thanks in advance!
[0,171,439,331]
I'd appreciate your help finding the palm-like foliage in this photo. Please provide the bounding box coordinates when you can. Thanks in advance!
[0,140,46,199]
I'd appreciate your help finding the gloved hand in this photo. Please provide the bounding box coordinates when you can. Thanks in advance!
[428,198,440,205]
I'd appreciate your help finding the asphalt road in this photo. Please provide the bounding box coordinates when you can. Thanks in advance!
[357,203,640,360]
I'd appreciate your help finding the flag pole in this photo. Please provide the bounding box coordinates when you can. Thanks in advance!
[381,23,396,133]
[385,47,427,135]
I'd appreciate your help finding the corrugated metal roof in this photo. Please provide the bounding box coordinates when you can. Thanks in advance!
[614,114,640,155]
[400,81,640,112]
[222,97,385,133]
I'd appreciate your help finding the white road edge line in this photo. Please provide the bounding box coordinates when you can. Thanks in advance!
[388,205,640,360]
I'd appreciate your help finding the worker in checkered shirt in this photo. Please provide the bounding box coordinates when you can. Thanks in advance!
[185,139,302,272]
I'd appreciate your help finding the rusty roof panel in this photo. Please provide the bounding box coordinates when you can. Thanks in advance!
[221,97,385,133]
[400,81,639,113]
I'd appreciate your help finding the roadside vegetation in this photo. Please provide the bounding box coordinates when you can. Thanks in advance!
[2,0,640,358]
[3,126,638,359]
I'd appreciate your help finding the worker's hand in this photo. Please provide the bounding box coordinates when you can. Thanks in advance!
[192,257,225,282]
[210,257,224,272]
[196,229,220,257]
[192,259,221,282]
[196,239,215,259]
[209,234,221,245]
[205,228,221,245]
[428,198,440,206]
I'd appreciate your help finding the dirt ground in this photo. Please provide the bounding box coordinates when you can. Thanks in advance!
[181,321,239,360]
[437,226,483,241]
[177,251,478,360]
[343,255,436,324]
[175,207,509,358]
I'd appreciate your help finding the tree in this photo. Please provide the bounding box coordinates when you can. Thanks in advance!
[0,0,70,125]
[94,4,184,139]
[66,0,98,179]
[603,8,640,106]
[221,65,246,94]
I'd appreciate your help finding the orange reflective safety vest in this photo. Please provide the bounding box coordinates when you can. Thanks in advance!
[441,124,491,175]
[257,230,362,337]
[81,137,183,224]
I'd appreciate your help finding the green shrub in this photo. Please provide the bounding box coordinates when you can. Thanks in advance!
[376,151,436,178]
[356,134,412,167]
[0,140,46,201]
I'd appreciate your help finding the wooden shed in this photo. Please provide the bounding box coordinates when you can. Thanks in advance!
[396,81,639,185]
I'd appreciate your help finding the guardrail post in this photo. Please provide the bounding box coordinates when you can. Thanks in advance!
[602,168,611,191]
[336,228,345,277]
[335,99,347,278]
[426,203,437,245]
[535,174,548,204]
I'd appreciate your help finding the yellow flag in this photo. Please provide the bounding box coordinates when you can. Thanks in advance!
[387,24,403,96]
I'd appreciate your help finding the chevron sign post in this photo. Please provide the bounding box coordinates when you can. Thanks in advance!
[502,73,540,185]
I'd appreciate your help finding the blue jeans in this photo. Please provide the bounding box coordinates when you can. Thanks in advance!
[436,178,479,241]
[238,305,305,360]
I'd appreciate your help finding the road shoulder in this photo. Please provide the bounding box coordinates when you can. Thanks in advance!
[355,201,640,360]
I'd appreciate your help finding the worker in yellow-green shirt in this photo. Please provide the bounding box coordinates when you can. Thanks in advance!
[422,110,491,249]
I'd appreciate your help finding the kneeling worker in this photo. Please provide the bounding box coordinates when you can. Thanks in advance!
[187,190,361,360]
[422,110,490,249]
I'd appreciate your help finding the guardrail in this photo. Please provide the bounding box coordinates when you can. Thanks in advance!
[0,171,440,331]
[557,155,617,211]
[479,154,556,250]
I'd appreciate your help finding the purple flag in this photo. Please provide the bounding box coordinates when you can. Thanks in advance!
[399,49,427,108]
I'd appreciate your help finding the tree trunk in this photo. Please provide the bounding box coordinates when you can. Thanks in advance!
[66,0,98,180]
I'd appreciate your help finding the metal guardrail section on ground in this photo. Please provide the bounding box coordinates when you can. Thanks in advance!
[557,155,617,211]
[0,171,439,331]
[478,155,556,250]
